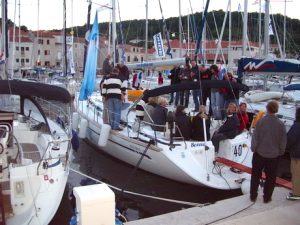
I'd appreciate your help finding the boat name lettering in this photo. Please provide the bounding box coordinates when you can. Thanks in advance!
[191,143,205,148]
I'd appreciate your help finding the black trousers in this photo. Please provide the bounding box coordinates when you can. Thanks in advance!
[250,152,279,201]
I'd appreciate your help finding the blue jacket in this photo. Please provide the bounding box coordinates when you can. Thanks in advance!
[286,121,300,159]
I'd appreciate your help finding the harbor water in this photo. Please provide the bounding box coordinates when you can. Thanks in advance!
[50,138,290,224]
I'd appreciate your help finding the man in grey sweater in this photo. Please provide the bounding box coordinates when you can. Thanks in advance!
[250,100,287,203]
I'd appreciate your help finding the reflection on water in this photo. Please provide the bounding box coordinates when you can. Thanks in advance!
[50,139,243,224]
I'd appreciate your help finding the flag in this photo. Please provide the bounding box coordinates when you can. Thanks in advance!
[79,12,99,101]
[153,32,165,58]
[269,17,274,36]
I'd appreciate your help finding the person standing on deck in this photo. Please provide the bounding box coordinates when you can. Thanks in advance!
[102,54,112,76]
[250,100,287,203]
[199,64,212,115]
[210,64,222,120]
[190,60,200,112]
[286,107,300,200]
[102,68,127,131]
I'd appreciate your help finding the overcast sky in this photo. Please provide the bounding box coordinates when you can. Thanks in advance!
[6,0,300,30]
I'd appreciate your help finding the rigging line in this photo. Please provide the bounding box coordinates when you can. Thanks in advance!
[158,0,172,58]
[194,0,210,62]
[116,0,126,62]
[69,167,209,207]
[211,11,225,64]
[188,0,198,41]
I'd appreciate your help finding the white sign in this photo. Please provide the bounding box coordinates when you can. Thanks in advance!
[153,32,165,58]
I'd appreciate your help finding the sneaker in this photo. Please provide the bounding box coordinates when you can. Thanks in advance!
[286,194,300,200]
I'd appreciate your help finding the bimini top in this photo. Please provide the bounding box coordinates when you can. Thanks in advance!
[0,79,71,103]
[142,80,249,101]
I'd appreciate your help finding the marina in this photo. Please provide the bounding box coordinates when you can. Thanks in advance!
[1,0,300,224]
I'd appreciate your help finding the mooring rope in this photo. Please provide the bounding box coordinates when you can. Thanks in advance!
[69,167,210,207]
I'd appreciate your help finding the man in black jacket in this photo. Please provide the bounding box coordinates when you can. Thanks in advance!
[211,103,240,153]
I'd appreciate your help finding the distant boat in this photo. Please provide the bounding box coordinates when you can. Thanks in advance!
[0,80,74,224]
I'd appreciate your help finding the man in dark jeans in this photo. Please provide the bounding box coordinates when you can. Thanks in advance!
[250,101,286,203]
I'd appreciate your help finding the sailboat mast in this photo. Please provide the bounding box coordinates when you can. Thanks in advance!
[258,0,262,57]
[145,0,148,61]
[283,0,286,58]
[63,0,67,76]
[179,0,182,57]
[112,0,117,65]
[83,0,91,75]
[242,0,248,57]
[1,0,8,79]
[264,0,270,57]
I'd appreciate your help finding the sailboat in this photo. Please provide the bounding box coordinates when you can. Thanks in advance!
[0,80,73,225]
[237,0,300,131]
[0,1,73,224]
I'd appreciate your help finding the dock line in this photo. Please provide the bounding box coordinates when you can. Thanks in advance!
[204,201,255,225]
[69,167,211,207]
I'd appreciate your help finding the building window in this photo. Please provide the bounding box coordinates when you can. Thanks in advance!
[16,58,19,63]
[21,59,24,63]
[133,48,135,52]
[26,47,29,51]
[141,57,143,62]
[127,56,130,62]
[38,39,43,44]
[44,50,50,55]
[21,47,24,51]
[134,56,138,62]
[38,50,40,55]
[26,59,29,63]
[45,61,50,66]
[16,46,19,51]
[47,40,50,45]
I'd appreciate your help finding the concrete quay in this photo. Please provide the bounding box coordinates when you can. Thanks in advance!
[125,187,300,225]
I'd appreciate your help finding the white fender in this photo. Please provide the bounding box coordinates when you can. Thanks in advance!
[98,124,111,147]
[78,119,88,139]
[72,112,79,130]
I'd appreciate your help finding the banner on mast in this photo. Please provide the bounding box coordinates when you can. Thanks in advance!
[153,32,165,58]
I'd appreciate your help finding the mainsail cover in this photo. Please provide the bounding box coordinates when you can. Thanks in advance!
[142,80,249,101]
[79,12,99,101]
[237,57,300,77]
